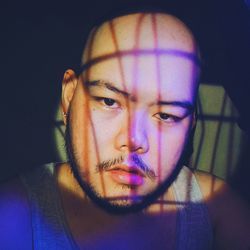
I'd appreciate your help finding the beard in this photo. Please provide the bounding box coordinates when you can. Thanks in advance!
[65,112,191,215]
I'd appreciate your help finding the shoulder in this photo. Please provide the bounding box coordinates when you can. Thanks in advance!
[193,170,226,203]
[0,176,33,249]
[193,170,250,250]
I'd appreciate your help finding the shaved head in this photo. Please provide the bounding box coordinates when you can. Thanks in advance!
[82,13,198,65]
[63,10,200,214]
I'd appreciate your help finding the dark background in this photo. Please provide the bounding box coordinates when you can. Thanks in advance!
[1,0,250,200]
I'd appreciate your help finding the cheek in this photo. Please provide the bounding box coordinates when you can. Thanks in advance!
[73,107,123,166]
[148,121,191,178]
[90,109,121,146]
[70,109,92,168]
[69,94,99,167]
[163,130,187,163]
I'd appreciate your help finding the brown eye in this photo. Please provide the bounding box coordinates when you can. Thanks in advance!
[93,96,120,109]
[154,112,180,123]
[159,113,170,120]
[103,98,116,106]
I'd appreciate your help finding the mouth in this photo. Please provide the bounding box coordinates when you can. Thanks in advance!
[106,165,145,186]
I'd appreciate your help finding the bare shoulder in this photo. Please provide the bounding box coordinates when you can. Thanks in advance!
[194,170,250,250]
[0,176,32,249]
[193,170,226,200]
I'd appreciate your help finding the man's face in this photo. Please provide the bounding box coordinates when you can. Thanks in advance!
[64,13,200,213]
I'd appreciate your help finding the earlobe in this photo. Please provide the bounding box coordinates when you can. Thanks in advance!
[61,69,78,124]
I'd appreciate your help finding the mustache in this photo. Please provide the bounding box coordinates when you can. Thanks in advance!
[96,154,156,180]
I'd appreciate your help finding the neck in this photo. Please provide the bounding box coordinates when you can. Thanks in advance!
[55,163,178,248]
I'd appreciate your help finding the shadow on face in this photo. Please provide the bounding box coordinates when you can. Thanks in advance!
[61,12,200,213]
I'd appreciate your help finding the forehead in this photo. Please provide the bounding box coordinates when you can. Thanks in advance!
[82,13,197,60]
[81,13,200,102]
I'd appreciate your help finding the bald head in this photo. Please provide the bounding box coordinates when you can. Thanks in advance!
[78,12,200,104]
[82,13,199,65]
[62,11,201,213]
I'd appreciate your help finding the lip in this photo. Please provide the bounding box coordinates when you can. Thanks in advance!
[107,165,145,186]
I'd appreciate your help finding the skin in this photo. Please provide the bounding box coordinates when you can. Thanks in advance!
[60,13,250,249]
[62,13,199,210]
[0,12,249,250]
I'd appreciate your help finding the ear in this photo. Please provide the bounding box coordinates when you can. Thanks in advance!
[61,69,78,124]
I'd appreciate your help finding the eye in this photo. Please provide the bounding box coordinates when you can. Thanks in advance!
[154,112,180,123]
[103,98,116,106]
[93,97,120,109]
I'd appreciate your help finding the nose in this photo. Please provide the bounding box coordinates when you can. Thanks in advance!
[114,111,149,154]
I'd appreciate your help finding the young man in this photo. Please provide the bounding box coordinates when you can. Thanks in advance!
[1,8,250,250]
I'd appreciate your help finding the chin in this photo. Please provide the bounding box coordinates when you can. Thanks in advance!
[71,166,181,215]
[67,149,184,215]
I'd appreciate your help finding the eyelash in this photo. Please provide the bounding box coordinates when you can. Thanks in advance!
[153,112,181,123]
[92,96,182,123]
[93,97,120,109]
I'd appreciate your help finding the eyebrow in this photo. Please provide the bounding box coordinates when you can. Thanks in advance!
[157,100,194,113]
[84,80,195,112]
[85,80,132,98]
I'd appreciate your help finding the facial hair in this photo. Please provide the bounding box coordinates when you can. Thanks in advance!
[95,154,157,181]
[65,111,190,215]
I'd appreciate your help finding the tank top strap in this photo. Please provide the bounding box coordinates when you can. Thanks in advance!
[20,163,78,250]
[172,166,213,250]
